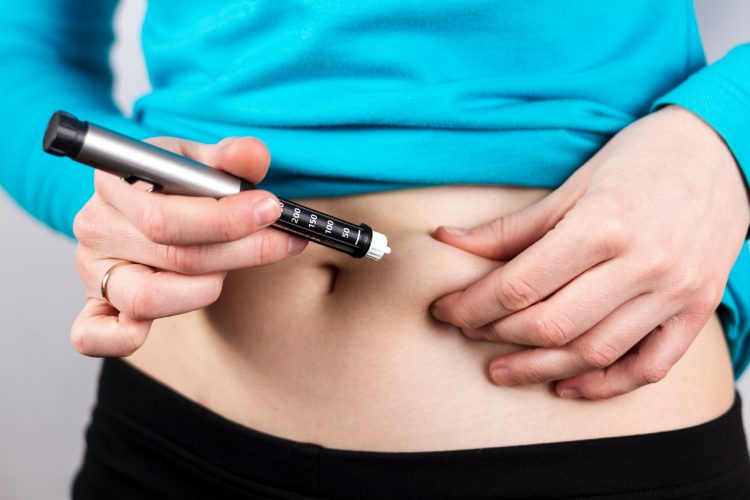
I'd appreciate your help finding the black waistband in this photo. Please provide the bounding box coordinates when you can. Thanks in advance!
[91,357,750,499]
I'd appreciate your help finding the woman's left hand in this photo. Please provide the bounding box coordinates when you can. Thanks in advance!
[430,105,750,399]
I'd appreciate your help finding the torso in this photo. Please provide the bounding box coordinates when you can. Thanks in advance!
[128,185,735,451]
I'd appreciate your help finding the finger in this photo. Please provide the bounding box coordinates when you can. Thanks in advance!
[70,299,152,357]
[487,292,678,386]
[431,210,619,329]
[466,258,644,346]
[433,168,588,260]
[88,226,304,276]
[95,135,274,244]
[555,312,705,399]
[434,191,562,261]
[147,136,271,184]
[82,258,226,321]
[76,198,306,275]
[95,169,282,245]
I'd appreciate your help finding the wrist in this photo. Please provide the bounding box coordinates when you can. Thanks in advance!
[657,105,736,159]
[658,105,750,231]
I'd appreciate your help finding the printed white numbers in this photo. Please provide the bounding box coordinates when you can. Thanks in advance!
[325,220,334,234]
[291,207,301,224]
[342,227,350,238]
[308,213,318,228]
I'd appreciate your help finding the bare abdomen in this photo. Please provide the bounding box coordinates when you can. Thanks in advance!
[128,185,736,451]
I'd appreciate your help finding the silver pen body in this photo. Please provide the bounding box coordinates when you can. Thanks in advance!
[78,124,243,198]
[43,111,392,260]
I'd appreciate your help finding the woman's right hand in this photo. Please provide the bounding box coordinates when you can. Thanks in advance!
[70,136,307,357]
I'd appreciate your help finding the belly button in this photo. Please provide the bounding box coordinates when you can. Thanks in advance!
[319,264,341,294]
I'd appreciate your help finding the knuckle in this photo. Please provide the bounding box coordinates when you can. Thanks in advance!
[253,230,283,267]
[122,324,148,357]
[219,199,256,241]
[451,302,481,330]
[579,341,620,369]
[483,216,515,257]
[140,203,172,244]
[590,219,626,257]
[127,286,158,321]
[639,363,670,385]
[675,266,702,297]
[161,244,207,274]
[486,216,506,242]
[495,276,537,312]
[532,314,575,347]
[642,248,671,279]
[518,358,549,384]
[483,321,508,342]
[218,206,243,241]
[160,244,180,270]
[72,204,96,243]
[184,246,210,273]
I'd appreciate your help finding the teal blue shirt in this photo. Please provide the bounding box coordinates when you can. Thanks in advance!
[2,0,749,374]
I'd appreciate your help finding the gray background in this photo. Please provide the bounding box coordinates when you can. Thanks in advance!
[0,1,748,498]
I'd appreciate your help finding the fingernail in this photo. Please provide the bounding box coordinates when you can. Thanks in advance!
[559,389,581,399]
[491,367,516,386]
[441,226,468,236]
[253,198,280,227]
[288,236,307,256]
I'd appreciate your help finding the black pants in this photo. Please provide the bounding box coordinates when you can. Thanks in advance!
[73,358,750,499]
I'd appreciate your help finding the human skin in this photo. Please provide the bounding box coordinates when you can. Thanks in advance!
[123,188,732,450]
[71,136,307,357]
[68,108,738,450]
[431,105,750,399]
[71,105,747,403]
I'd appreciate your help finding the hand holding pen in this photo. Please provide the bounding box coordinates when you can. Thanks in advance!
[43,112,390,357]
[68,135,306,356]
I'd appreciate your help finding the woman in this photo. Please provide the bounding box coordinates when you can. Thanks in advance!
[2,0,750,498]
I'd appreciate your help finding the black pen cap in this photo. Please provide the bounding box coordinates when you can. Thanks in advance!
[43,111,88,158]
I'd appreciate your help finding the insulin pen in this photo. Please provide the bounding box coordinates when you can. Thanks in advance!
[42,111,391,261]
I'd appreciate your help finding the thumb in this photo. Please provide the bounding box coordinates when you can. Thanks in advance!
[434,181,585,261]
[149,136,272,185]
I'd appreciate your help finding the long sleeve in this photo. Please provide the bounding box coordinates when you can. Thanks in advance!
[0,0,155,239]
[721,247,750,376]
[652,43,750,238]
